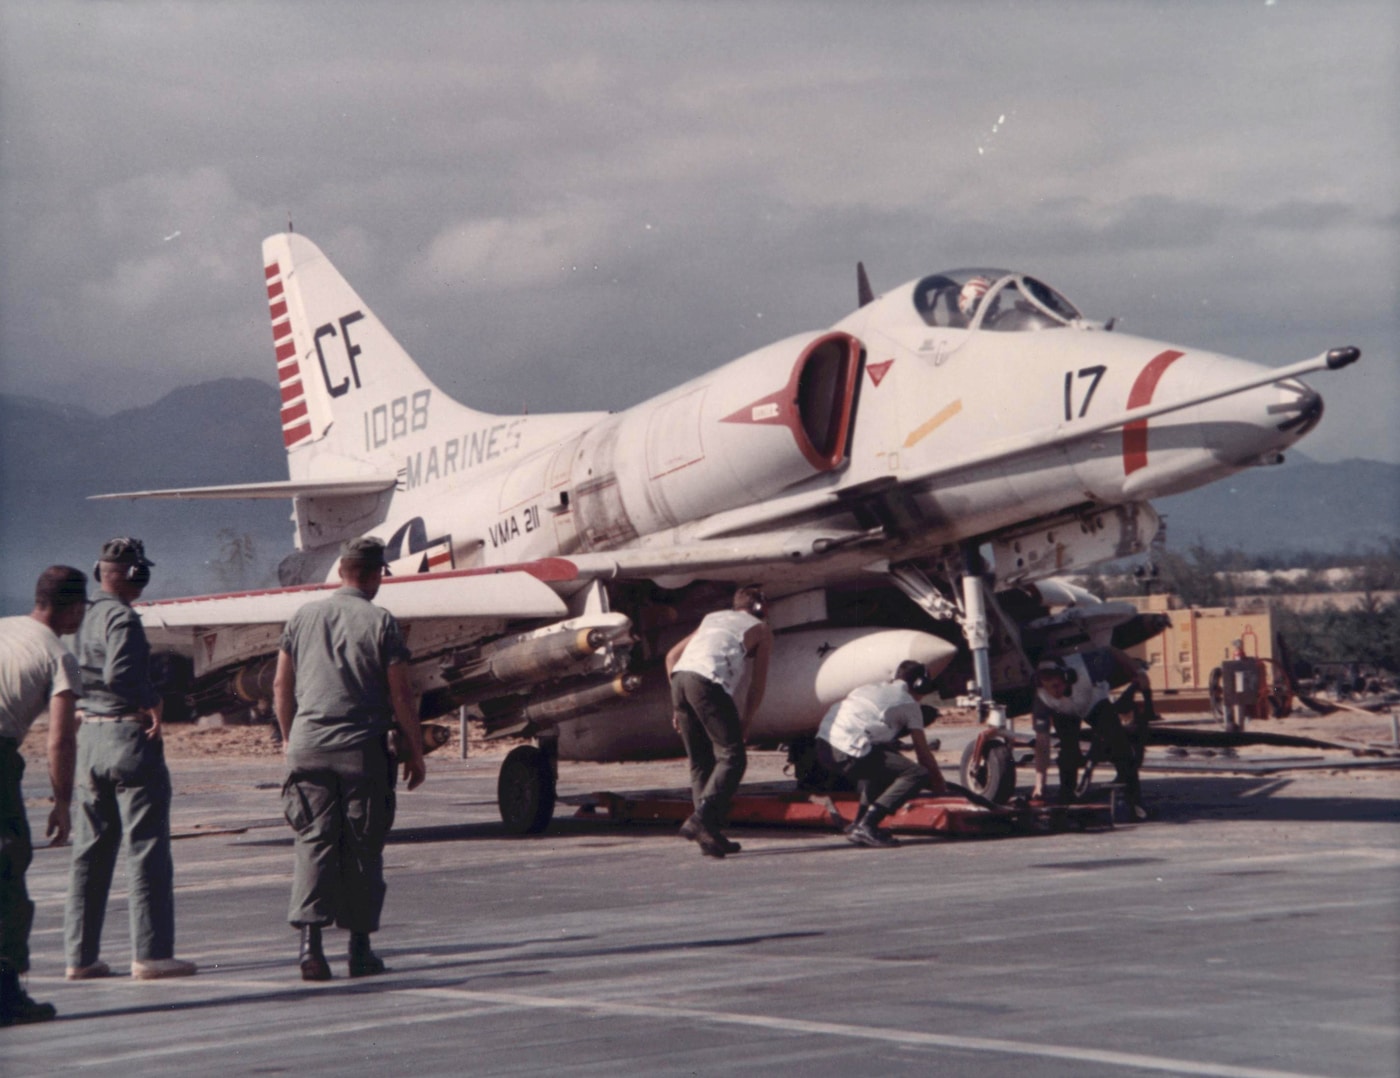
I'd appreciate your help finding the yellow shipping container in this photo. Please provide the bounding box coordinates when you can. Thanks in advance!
[1119,595,1274,694]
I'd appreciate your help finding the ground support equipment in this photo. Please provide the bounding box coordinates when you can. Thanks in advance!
[562,781,1116,836]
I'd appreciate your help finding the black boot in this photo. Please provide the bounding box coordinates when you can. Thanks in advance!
[847,805,899,848]
[694,797,740,856]
[0,965,57,1026]
[298,925,331,982]
[348,932,386,978]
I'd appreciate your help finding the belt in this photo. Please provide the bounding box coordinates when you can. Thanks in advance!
[78,712,150,725]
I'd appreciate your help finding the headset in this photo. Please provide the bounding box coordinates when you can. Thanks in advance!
[93,537,153,588]
[1035,656,1079,687]
[734,584,767,619]
[895,660,936,696]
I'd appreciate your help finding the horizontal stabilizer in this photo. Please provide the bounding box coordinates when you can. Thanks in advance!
[138,569,567,628]
[89,476,399,502]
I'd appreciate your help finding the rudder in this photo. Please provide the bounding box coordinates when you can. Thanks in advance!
[261,233,486,474]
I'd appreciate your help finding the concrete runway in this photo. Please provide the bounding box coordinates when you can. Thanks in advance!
[7,749,1398,1077]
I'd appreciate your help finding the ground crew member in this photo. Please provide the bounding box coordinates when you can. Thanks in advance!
[0,567,87,1025]
[665,585,773,858]
[274,537,425,981]
[1030,647,1149,819]
[63,538,196,981]
[816,661,947,848]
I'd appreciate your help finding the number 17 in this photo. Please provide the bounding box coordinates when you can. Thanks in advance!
[1064,366,1107,421]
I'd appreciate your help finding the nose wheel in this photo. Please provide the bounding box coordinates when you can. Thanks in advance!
[959,732,1017,804]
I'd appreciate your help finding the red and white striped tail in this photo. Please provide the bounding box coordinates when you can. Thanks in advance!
[263,257,314,450]
[258,233,485,477]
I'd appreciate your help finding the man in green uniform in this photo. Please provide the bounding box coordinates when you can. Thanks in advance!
[0,566,86,1025]
[64,538,197,981]
[275,537,426,981]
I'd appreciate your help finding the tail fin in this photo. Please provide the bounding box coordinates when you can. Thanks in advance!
[261,233,486,477]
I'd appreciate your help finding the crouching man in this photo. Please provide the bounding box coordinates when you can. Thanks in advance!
[1030,648,1148,820]
[816,661,947,848]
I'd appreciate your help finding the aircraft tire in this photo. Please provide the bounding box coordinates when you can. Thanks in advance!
[498,744,556,835]
[959,737,1016,804]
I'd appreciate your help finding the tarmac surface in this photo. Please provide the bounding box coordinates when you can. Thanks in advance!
[6,739,1398,1077]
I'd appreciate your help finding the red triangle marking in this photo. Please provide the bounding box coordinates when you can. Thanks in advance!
[867,359,894,387]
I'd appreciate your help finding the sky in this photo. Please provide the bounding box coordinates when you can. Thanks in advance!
[1,0,1397,465]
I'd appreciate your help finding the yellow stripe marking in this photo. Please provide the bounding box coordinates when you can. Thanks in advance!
[903,399,962,448]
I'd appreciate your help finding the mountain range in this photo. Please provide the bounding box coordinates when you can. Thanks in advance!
[1,379,1395,612]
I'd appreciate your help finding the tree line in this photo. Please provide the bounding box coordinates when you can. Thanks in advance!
[1082,540,1400,674]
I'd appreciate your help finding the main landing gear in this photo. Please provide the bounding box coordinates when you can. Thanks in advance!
[497,742,557,834]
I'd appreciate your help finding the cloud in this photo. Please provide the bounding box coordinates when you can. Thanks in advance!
[407,204,620,292]
[0,0,1395,468]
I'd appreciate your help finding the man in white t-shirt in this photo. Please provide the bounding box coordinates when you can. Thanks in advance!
[665,586,773,858]
[816,661,946,848]
[0,566,87,1026]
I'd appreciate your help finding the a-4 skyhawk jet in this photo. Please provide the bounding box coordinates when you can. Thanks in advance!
[98,233,1359,830]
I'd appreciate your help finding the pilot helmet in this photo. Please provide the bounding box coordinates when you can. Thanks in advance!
[958,276,991,319]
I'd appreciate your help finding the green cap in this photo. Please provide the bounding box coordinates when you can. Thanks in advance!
[340,536,388,566]
[99,536,154,568]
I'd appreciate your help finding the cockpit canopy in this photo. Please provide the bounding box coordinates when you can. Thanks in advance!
[913,269,1082,332]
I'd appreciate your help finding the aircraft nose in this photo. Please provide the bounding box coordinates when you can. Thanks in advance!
[1196,366,1328,470]
[1270,381,1324,439]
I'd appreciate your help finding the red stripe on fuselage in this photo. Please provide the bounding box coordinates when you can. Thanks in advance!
[1122,350,1184,475]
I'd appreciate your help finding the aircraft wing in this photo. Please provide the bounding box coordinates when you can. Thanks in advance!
[138,569,567,629]
[90,476,399,501]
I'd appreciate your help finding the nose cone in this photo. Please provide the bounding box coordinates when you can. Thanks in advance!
[1196,380,1314,470]
[1271,380,1324,439]
[1219,376,1325,462]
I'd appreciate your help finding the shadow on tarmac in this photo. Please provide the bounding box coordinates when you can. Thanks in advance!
[1143,775,1400,825]
[53,929,828,1025]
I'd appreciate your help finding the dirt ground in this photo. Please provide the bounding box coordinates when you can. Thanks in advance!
[18,700,1397,764]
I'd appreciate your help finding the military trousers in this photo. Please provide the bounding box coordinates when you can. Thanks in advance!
[282,740,395,933]
[0,739,35,973]
[816,740,929,814]
[1052,700,1142,805]
[64,721,177,968]
[670,671,747,828]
